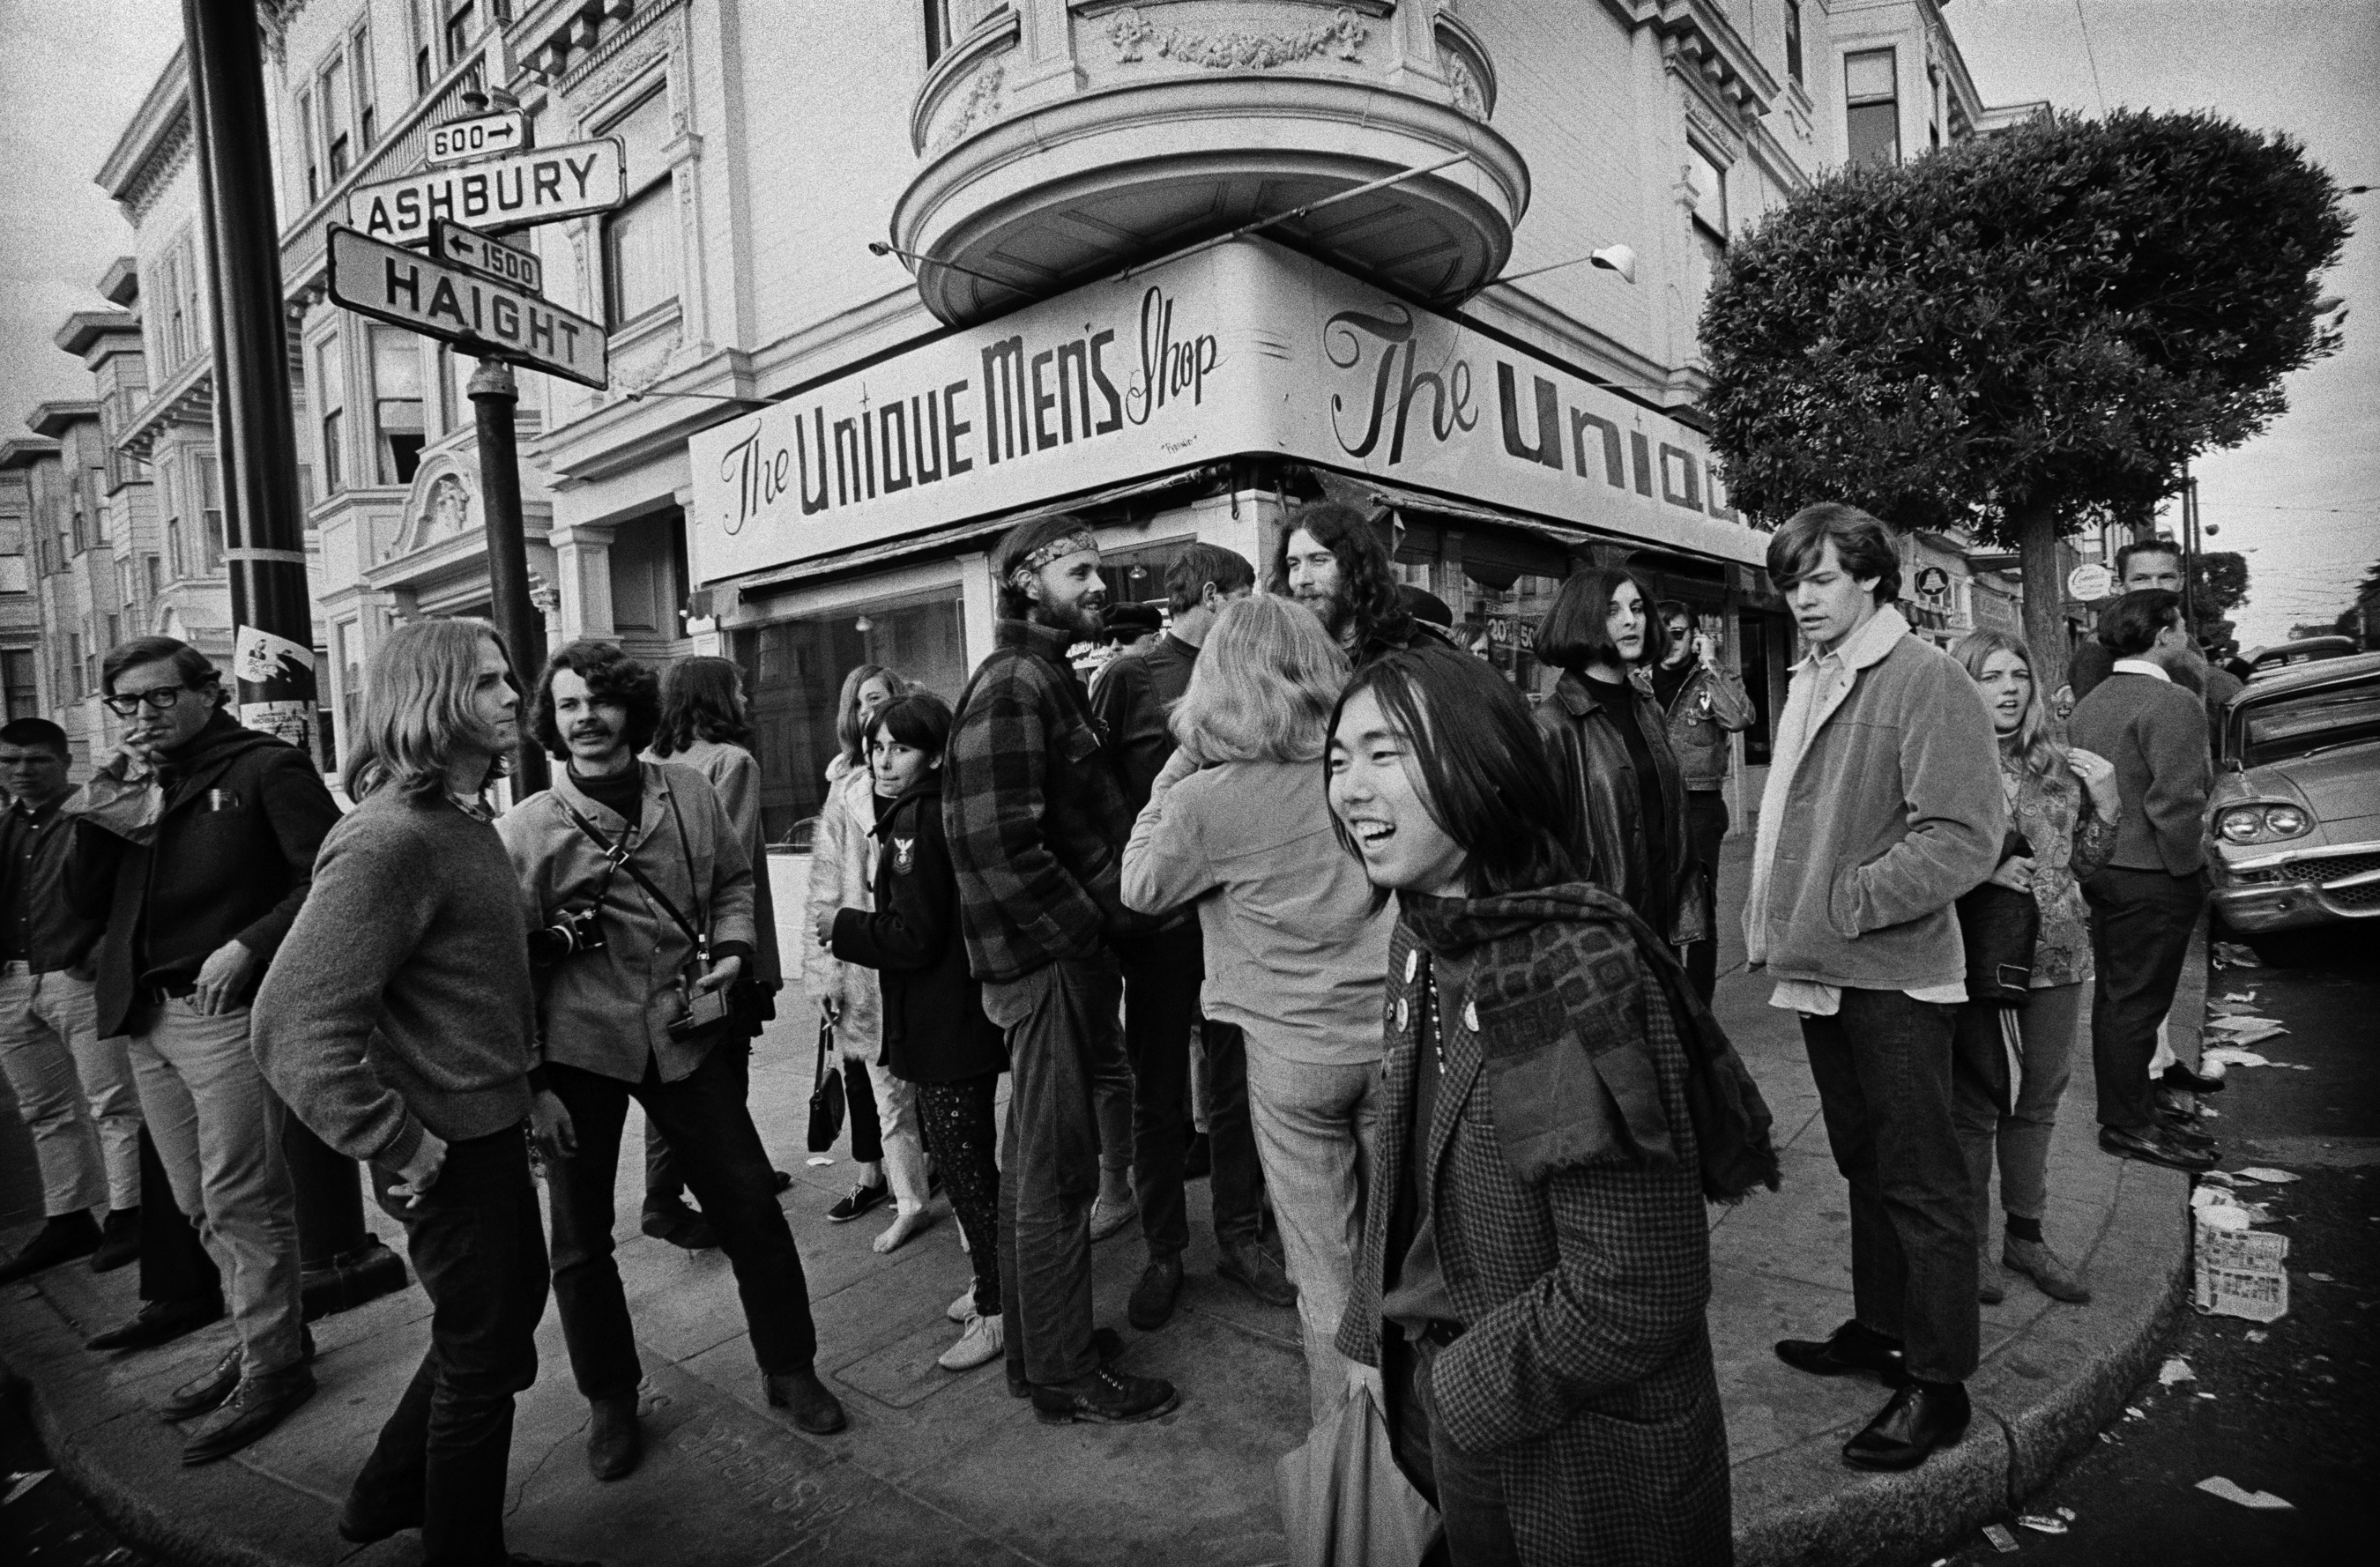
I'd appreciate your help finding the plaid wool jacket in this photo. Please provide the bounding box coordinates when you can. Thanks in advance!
[1335,884,1734,1567]
[944,619,1138,984]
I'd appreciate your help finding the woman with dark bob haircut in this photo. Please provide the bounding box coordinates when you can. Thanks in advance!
[1325,642,1771,1567]
[1533,566,1700,948]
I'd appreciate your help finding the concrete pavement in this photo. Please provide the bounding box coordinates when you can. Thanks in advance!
[0,837,2190,1567]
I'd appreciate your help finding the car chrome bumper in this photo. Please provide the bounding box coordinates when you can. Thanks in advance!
[2210,841,2380,932]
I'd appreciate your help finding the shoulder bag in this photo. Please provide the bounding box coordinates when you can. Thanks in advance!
[807,1007,846,1153]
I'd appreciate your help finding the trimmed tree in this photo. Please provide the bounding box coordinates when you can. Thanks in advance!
[1699,108,2350,692]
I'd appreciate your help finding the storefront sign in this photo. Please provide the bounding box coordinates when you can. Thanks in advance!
[688,241,1763,583]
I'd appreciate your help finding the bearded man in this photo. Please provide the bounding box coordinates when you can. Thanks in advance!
[1274,501,1439,666]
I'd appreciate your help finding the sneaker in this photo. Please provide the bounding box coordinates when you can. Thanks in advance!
[0,1211,100,1283]
[1030,1365,1180,1425]
[2099,1124,2216,1173]
[2004,1237,2091,1303]
[182,1366,316,1466]
[948,1286,979,1323]
[827,1180,889,1223]
[939,1311,1004,1371]
[1090,1193,1137,1243]
[91,1207,140,1274]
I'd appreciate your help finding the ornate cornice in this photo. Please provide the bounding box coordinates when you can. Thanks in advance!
[1601,0,1781,123]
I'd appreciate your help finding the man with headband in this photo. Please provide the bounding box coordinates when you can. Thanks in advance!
[945,516,1181,1426]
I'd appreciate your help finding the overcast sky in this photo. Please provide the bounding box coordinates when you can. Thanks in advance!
[3,0,2374,642]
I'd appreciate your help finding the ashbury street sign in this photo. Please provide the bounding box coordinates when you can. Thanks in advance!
[687,240,1759,583]
[345,137,624,243]
[327,227,606,389]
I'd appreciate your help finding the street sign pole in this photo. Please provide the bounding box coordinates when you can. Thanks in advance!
[469,360,550,794]
[180,0,405,1316]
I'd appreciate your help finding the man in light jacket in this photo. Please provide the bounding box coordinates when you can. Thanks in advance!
[497,641,843,1483]
[1745,505,2005,1474]
[1650,603,1757,1001]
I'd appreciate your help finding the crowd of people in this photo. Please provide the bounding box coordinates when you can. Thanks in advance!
[0,497,2230,1566]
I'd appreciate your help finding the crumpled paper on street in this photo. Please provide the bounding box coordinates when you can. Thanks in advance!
[2196,1476,2292,1510]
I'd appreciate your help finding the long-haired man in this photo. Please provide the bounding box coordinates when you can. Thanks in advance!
[253,620,586,1566]
[1273,501,1438,666]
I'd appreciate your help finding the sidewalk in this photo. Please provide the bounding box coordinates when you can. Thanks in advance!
[0,838,2190,1567]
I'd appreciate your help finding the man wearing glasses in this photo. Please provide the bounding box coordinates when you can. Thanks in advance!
[65,637,336,1465]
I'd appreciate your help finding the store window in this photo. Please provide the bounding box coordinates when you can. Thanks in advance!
[1845,48,1900,171]
[732,588,968,845]
[600,89,679,329]
[1396,521,1570,697]
[371,328,426,485]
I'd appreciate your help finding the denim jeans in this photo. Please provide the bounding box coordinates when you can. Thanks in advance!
[987,951,1124,1388]
[350,1131,548,1566]
[1952,982,2086,1230]
[544,1043,818,1400]
[1387,1334,1521,1567]
[127,1003,304,1379]
[1801,989,1978,1384]
[0,966,140,1214]
[1111,925,1262,1255]
[1681,792,1729,1003]
[1244,1043,1377,1426]
[2082,867,2205,1133]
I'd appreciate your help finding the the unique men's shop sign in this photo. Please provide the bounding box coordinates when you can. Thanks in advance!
[688,240,1760,583]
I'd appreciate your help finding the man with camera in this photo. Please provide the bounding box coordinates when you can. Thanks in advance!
[497,641,842,1482]
[63,636,331,1464]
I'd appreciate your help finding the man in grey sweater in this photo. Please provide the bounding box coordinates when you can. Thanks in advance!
[2067,590,2218,1173]
[252,620,588,1567]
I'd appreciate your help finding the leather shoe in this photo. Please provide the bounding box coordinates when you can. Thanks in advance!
[762,1365,848,1434]
[182,1365,317,1466]
[2004,1237,2091,1303]
[1128,1253,1183,1330]
[585,1394,641,1481]
[1217,1240,1298,1309]
[0,1211,100,1283]
[1842,1380,1970,1470]
[2100,1124,2215,1172]
[91,1207,140,1274]
[2161,1061,2225,1095]
[167,1328,316,1422]
[772,1169,795,1193]
[87,1295,224,1353]
[1008,1327,1123,1399]
[1774,1319,1909,1385]
[1030,1365,1180,1426]
[639,1203,718,1251]
[336,1492,423,1546]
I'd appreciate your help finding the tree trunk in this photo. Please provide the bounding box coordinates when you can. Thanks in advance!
[2013,501,2071,700]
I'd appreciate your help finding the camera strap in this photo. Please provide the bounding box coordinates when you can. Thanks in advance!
[559,798,708,962]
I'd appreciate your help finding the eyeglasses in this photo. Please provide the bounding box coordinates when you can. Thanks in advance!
[101,684,201,717]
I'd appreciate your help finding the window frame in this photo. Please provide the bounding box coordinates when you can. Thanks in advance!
[1844,47,1901,172]
[1785,0,1804,86]
[597,85,681,331]
[368,326,428,486]
[316,333,348,497]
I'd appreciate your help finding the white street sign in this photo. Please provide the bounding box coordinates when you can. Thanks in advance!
[328,227,607,390]
[2068,562,2114,600]
[426,110,529,166]
[430,219,543,296]
[346,137,623,243]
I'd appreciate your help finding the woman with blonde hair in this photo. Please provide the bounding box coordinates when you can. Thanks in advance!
[1121,594,1395,1424]
[803,662,933,1251]
[1950,628,2123,1305]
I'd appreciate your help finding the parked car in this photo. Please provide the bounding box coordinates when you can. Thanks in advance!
[2205,651,2380,943]
[2243,635,2361,679]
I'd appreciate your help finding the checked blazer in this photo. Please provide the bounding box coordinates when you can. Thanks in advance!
[1335,884,1733,1567]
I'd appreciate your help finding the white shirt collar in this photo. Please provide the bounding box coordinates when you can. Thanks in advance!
[2110,657,2172,684]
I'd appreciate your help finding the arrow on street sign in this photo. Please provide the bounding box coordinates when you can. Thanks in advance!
[346,137,623,244]
[426,109,529,166]
[430,218,543,296]
[328,226,607,390]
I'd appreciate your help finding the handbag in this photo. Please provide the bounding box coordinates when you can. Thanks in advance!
[1276,1379,1439,1567]
[807,1010,846,1153]
[558,795,742,1050]
[1958,828,2041,1006]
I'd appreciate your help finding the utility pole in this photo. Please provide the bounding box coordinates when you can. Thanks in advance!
[469,360,550,793]
[181,0,404,1315]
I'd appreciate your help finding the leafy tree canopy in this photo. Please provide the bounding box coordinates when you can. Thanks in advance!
[1700,109,2352,546]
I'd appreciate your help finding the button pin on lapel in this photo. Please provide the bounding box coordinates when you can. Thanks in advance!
[1463,1000,1479,1033]
[1404,950,1417,982]
[1395,997,1408,1033]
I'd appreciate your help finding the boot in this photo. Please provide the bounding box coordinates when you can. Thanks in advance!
[182,1364,316,1467]
[2004,1236,2092,1303]
[585,1394,641,1481]
[1977,1242,2005,1305]
[762,1365,847,1434]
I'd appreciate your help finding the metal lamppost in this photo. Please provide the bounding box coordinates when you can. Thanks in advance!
[181,0,404,1314]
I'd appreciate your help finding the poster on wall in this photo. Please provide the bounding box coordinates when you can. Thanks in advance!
[232,624,317,758]
[687,239,1766,586]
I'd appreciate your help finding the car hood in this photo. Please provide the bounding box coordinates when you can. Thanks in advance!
[2215,739,2380,850]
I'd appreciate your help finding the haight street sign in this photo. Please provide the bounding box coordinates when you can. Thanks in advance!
[429,218,543,296]
[345,137,623,242]
[327,227,607,390]
[426,109,528,166]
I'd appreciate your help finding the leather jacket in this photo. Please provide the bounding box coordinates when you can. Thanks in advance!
[1536,671,1706,946]
[1658,660,1755,792]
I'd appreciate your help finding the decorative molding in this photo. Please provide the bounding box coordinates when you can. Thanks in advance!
[560,0,681,102]
[1680,94,1740,160]
[1104,4,1369,69]
[1441,50,1486,120]
[933,63,1006,155]
[122,111,195,227]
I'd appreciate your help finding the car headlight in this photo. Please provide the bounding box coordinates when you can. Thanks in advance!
[2217,804,2313,843]
[2263,804,2309,838]
[2219,807,2266,843]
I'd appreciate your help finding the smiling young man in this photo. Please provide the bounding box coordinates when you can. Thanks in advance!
[0,718,142,1284]
[945,515,1180,1425]
[1745,505,2006,1474]
[497,640,842,1479]
[63,636,336,1465]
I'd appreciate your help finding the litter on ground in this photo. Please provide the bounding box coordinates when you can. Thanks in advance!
[2018,1515,2069,1535]
[2212,943,2265,968]
[2238,1169,2301,1184]
[2056,1509,2076,1522]
[2196,1476,2293,1510]
[2204,1046,2280,1069]
[1,1471,50,1507]
[1983,1522,2020,1553]
[2219,991,2257,1003]
[2308,1272,2335,1282]
[2124,1406,2146,1421]
[804,1155,835,1166]
[2160,1357,2196,1386]
[2245,1329,2269,1342]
